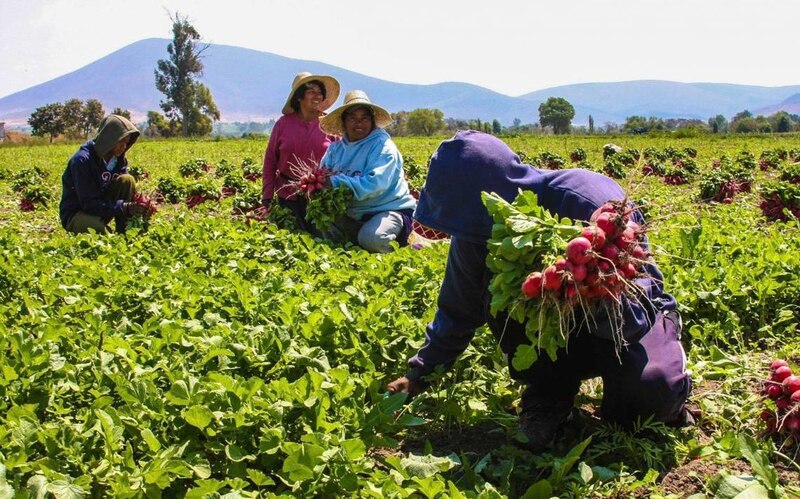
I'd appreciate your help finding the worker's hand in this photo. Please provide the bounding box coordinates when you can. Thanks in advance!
[386,376,424,396]
[124,202,148,216]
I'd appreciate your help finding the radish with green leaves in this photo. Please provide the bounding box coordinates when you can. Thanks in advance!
[761,359,800,443]
[485,190,654,370]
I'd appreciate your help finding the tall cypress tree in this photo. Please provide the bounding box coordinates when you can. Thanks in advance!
[154,12,220,136]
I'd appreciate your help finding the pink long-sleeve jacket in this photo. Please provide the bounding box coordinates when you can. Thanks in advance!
[262,113,337,201]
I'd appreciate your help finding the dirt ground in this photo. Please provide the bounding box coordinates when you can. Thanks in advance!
[369,378,800,497]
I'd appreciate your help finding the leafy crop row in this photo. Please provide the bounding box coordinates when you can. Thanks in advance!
[1,135,799,497]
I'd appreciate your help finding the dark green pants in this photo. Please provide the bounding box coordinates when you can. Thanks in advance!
[66,174,136,234]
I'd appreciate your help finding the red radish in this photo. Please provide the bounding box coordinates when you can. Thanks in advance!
[785,415,800,431]
[771,359,790,372]
[776,398,790,411]
[567,262,587,282]
[584,269,600,287]
[565,237,593,265]
[791,390,800,404]
[631,244,647,261]
[599,243,621,263]
[584,285,603,299]
[775,366,793,383]
[542,266,562,291]
[767,384,784,399]
[784,375,800,394]
[521,272,543,298]
[554,258,568,272]
[590,202,616,222]
[593,212,621,238]
[20,198,36,212]
[581,226,606,248]
[620,262,637,279]
[615,227,638,250]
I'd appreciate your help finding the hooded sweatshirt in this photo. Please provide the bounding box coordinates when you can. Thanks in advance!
[59,115,140,228]
[407,130,676,382]
[321,128,416,219]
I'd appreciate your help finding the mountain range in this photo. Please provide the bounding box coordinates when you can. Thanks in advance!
[1,38,799,127]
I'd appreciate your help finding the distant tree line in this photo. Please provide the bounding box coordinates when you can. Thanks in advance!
[27,99,130,142]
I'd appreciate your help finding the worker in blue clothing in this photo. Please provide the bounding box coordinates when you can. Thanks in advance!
[387,130,691,451]
[59,114,146,234]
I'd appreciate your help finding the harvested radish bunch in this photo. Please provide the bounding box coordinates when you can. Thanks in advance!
[230,189,262,216]
[278,157,331,199]
[184,181,220,208]
[132,192,158,218]
[19,185,51,211]
[19,198,35,212]
[759,181,800,222]
[155,177,186,204]
[760,359,800,445]
[126,192,159,231]
[275,157,353,232]
[305,185,353,233]
[483,190,652,371]
[244,205,270,226]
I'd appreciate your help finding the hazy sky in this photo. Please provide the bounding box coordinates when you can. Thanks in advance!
[1,0,799,99]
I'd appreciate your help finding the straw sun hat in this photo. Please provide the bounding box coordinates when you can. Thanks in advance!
[320,90,393,137]
[281,72,341,115]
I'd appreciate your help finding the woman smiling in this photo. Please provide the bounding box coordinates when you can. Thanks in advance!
[319,90,416,253]
[262,72,340,233]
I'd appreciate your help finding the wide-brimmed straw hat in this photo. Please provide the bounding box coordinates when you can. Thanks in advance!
[281,72,341,115]
[320,90,393,137]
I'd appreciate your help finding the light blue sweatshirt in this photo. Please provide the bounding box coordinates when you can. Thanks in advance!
[321,128,416,219]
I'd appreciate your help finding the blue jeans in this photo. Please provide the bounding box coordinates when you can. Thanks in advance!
[325,211,405,253]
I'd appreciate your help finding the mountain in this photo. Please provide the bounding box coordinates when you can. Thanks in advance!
[0,38,539,127]
[1,38,799,127]
[755,92,800,116]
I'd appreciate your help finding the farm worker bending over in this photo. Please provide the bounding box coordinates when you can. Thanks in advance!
[262,72,340,234]
[318,90,417,253]
[59,114,146,234]
[387,131,691,452]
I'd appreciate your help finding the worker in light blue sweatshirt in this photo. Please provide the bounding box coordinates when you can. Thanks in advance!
[319,90,416,253]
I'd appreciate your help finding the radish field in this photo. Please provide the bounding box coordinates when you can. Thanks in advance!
[1,134,800,498]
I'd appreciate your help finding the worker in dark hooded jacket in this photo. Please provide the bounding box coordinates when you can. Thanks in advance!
[59,114,146,234]
[387,130,691,452]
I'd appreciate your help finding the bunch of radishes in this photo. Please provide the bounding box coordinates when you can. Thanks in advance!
[296,167,330,197]
[761,359,800,442]
[18,185,50,212]
[521,199,649,304]
[244,205,270,226]
[132,192,158,218]
[186,195,210,209]
[19,198,35,212]
[282,158,331,199]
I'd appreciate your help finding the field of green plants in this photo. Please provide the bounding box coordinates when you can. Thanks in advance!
[1,134,800,498]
